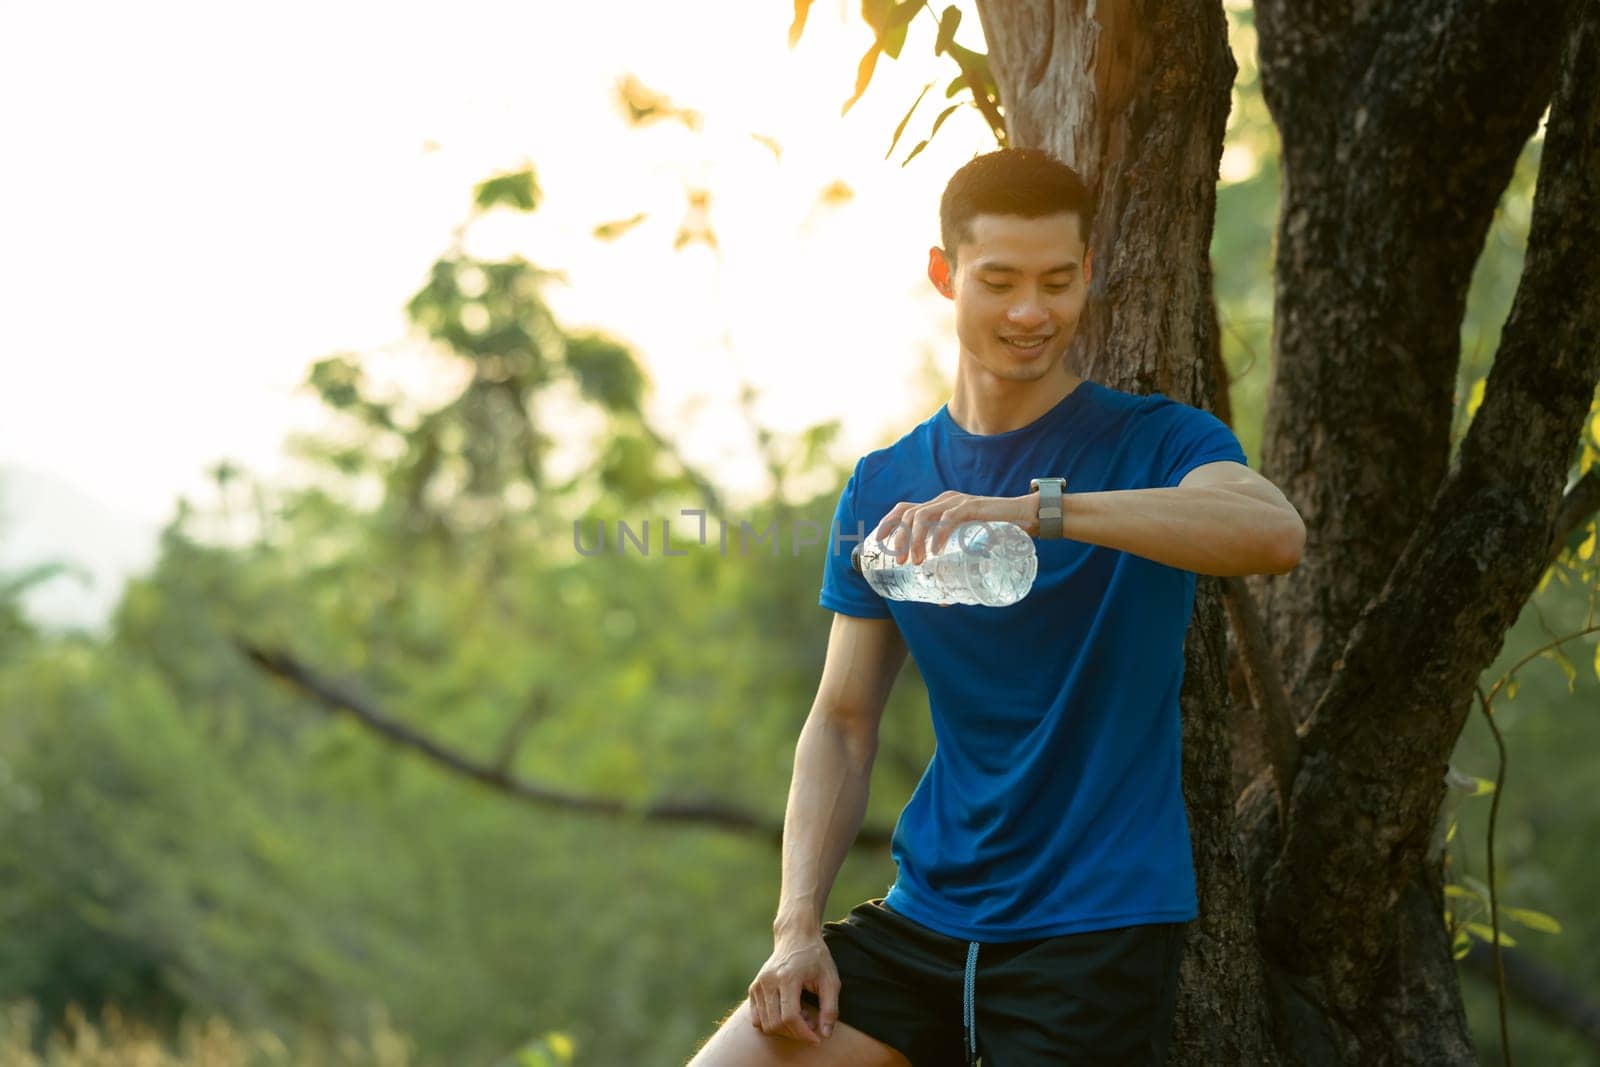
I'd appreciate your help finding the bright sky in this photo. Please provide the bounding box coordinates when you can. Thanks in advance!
[1,0,997,538]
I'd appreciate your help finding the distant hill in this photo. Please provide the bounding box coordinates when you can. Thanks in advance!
[0,465,160,632]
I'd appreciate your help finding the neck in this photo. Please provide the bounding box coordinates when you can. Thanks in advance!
[946,364,1084,436]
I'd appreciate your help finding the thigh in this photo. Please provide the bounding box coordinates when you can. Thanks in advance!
[687,998,911,1067]
[975,921,1187,1067]
[802,898,969,1067]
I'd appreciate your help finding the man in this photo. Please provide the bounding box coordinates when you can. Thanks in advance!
[688,149,1304,1066]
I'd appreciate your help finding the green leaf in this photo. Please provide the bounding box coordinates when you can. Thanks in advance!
[945,72,968,98]
[565,333,645,413]
[1463,875,1493,900]
[1464,922,1517,947]
[788,0,813,48]
[860,0,917,58]
[1503,907,1563,934]
[861,0,892,30]
[1463,377,1487,422]
[1444,884,1482,902]
[473,167,541,213]
[935,5,961,55]
[945,41,1006,142]
[307,355,365,410]
[882,1,920,58]
[842,43,883,115]
[902,104,962,167]
[949,42,994,87]
[1545,646,1578,693]
[887,83,934,160]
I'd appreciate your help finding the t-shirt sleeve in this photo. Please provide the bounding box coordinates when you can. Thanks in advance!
[1155,401,1249,488]
[819,460,891,619]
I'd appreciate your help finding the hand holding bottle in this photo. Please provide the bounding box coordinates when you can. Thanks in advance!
[853,519,1037,606]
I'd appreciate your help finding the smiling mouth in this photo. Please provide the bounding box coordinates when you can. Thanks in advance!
[1001,335,1053,351]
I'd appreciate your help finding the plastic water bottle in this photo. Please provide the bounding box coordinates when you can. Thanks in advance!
[850,521,1038,606]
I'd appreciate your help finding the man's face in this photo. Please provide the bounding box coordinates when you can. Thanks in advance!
[929,212,1093,384]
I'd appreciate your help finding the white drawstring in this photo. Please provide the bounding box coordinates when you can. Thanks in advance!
[962,940,980,1064]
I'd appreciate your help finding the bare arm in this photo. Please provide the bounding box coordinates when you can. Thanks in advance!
[1045,460,1306,575]
[876,460,1306,578]
[773,612,908,940]
[748,612,906,1044]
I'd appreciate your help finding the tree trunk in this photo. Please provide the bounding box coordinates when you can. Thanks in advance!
[978,0,1600,1062]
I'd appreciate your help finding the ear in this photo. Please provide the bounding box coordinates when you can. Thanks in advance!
[927,247,954,299]
[1082,245,1094,287]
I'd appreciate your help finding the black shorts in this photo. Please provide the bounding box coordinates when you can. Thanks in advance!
[801,898,1185,1067]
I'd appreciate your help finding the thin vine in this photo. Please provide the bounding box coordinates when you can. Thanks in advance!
[1470,621,1600,1065]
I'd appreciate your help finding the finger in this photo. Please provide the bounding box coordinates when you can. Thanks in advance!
[873,502,915,542]
[929,509,964,557]
[779,984,820,1044]
[892,513,920,560]
[817,975,841,1039]
[909,506,945,565]
[899,508,921,564]
[886,515,910,560]
[882,509,913,561]
[889,511,915,563]
[750,989,771,1033]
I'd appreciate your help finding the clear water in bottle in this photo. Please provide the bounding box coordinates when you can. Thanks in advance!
[851,520,1038,606]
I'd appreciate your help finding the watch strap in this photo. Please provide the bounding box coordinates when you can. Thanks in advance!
[1030,476,1067,539]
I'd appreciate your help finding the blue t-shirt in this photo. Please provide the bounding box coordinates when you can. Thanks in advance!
[818,379,1246,941]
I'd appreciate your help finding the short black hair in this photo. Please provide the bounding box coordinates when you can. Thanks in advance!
[939,149,1094,266]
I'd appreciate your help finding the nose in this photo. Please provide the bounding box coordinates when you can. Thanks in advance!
[1007,299,1048,330]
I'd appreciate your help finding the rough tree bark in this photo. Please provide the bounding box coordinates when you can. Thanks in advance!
[977,0,1600,1063]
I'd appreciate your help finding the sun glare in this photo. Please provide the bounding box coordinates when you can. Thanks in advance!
[1,0,995,520]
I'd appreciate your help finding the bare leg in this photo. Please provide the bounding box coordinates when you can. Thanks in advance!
[687,998,911,1067]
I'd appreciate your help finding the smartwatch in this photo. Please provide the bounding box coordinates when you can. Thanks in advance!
[1029,476,1067,539]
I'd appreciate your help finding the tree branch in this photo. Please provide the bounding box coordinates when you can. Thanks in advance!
[1549,469,1600,565]
[1252,0,1577,729]
[1222,577,1301,819]
[492,685,549,778]
[236,638,893,849]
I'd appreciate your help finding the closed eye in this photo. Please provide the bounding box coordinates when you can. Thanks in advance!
[983,282,1073,294]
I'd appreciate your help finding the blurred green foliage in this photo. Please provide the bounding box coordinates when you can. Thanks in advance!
[1,13,1597,1065]
[0,157,933,1063]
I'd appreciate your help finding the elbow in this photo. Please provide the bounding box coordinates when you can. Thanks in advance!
[810,704,881,765]
[1266,516,1306,575]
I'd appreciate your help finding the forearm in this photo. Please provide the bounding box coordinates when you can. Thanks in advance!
[773,713,876,941]
[1032,484,1303,576]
